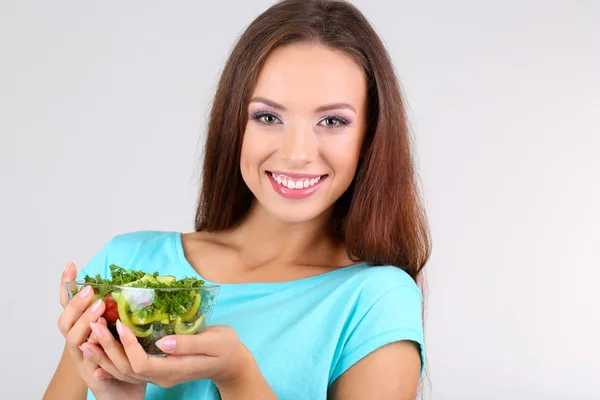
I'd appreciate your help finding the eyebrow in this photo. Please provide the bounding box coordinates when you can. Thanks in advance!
[250,97,357,114]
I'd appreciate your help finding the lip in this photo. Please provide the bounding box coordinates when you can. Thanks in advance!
[266,172,327,200]
[268,170,326,179]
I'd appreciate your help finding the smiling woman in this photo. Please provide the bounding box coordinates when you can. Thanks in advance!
[45,1,431,399]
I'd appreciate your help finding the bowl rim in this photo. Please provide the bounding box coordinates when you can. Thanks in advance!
[65,280,221,291]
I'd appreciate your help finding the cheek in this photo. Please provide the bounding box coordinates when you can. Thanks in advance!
[324,136,363,175]
[240,127,272,176]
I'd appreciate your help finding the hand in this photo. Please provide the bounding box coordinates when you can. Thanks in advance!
[57,262,147,400]
[91,321,257,389]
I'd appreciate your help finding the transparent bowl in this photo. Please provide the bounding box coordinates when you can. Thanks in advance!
[65,281,220,355]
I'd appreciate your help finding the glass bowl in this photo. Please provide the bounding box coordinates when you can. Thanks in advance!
[65,280,220,355]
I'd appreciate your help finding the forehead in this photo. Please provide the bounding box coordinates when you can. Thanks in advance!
[252,43,367,109]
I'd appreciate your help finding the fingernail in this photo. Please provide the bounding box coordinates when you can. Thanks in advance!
[116,319,124,336]
[91,299,103,314]
[90,322,102,339]
[155,337,175,352]
[64,262,73,274]
[81,286,92,297]
[79,345,94,357]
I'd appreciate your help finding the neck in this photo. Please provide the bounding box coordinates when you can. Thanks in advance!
[230,200,343,268]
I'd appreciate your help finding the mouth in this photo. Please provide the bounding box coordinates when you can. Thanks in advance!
[266,171,328,199]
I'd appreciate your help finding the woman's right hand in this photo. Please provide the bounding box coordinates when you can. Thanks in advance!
[58,262,148,400]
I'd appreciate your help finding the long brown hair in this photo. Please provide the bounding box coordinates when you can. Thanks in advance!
[195,0,431,283]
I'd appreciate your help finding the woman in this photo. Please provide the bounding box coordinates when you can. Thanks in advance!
[45,0,430,399]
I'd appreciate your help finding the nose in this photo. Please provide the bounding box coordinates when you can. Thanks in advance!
[280,122,317,166]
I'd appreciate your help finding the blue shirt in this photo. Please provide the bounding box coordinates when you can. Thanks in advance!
[77,231,425,399]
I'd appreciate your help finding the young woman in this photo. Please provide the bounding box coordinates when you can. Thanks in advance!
[45,0,431,399]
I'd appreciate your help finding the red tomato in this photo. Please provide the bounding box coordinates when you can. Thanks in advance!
[102,293,119,322]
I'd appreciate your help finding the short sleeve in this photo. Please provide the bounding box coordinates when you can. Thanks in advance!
[75,238,114,281]
[329,284,426,385]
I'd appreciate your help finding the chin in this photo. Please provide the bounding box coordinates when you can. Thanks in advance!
[264,203,329,225]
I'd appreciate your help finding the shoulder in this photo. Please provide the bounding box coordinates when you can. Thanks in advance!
[336,263,423,322]
[346,263,422,304]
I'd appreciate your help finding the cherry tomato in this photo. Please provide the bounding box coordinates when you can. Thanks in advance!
[102,292,119,322]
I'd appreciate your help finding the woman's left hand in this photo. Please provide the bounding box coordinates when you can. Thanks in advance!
[84,320,258,390]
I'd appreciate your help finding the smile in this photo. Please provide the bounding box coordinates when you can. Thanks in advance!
[267,171,328,199]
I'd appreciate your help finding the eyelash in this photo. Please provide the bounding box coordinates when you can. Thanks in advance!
[250,111,351,127]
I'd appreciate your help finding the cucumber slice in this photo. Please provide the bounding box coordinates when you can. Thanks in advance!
[156,275,176,286]
[129,323,153,338]
[179,292,201,322]
[115,292,153,338]
[173,314,205,335]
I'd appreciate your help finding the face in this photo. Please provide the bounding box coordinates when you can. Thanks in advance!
[240,43,368,223]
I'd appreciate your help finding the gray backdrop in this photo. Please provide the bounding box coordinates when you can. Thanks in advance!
[2,0,599,399]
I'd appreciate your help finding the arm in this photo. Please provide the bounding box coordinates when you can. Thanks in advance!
[328,341,422,400]
[43,344,88,400]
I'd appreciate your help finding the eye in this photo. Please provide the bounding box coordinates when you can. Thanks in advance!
[251,112,282,125]
[318,116,350,128]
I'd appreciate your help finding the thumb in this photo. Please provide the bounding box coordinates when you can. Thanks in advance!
[155,328,218,356]
[60,262,78,308]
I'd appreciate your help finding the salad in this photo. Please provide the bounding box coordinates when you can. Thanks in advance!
[70,264,217,354]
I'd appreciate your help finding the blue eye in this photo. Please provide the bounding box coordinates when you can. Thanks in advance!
[251,112,281,125]
[319,116,350,127]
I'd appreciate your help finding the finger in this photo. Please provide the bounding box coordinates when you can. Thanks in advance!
[155,328,219,356]
[87,317,107,345]
[117,320,210,379]
[79,342,106,382]
[117,320,159,376]
[58,285,98,337]
[92,320,148,381]
[80,342,145,384]
[92,367,113,381]
[60,262,78,308]
[62,296,105,360]
[80,331,116,384]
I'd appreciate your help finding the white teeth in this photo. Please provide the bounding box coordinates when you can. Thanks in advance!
[269,172,324,189]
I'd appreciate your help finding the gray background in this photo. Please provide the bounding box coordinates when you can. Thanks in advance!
[2,0,599,399]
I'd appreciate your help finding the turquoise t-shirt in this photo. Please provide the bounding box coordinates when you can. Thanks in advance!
[77,231,425,399]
